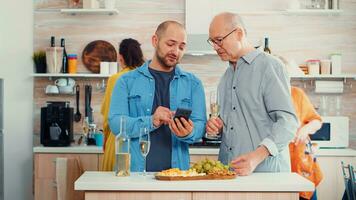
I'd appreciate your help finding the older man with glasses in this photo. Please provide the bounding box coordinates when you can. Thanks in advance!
[205,12,299,176]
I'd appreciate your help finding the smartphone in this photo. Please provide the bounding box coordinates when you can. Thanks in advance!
[174,108,192,122]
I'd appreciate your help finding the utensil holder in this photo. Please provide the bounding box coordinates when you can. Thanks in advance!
[46,47,64,74]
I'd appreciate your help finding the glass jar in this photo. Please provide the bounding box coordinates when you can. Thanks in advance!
[307,59,320,75]
[68,54,77,74]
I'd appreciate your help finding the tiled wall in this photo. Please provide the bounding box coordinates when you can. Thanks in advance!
[33,0,356,147]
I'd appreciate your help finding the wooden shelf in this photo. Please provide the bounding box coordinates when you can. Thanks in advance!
[285,9,343,15]
[31,73,110,78]
[60,8,119,15]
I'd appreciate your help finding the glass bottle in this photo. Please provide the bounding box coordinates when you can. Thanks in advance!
[115,116,131,176]
[264,37,271,54]
[60,38,68,73]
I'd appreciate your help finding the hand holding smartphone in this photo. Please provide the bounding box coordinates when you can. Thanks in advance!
[171,108,193,137]
[174,108,192,122]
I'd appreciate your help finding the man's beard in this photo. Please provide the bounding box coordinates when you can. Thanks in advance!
[155,50,179,69]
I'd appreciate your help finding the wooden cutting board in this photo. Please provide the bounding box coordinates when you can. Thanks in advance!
[155,174,237,181]
[82,40,117,73]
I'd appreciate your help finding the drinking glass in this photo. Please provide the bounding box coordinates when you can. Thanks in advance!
[139,127,150,176]
[205,90,221,139]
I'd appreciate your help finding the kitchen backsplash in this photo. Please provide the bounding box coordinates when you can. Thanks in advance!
[33,0,356,147]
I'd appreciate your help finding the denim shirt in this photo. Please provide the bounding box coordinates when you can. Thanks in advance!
[108,61,207,171]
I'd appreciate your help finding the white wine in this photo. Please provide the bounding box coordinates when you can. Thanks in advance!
[210,103,220,118]
[140,141,150,157]
[115,153,130,176]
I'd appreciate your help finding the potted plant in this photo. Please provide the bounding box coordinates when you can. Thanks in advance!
[32,51,47,73]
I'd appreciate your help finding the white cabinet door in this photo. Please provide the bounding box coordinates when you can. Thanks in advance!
[317,156,356,200]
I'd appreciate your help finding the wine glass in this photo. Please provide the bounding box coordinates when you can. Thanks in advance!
[139,127,150,176]
[206,90,220,139]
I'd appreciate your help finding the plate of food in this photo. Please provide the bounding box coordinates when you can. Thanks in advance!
[155,159,236,181]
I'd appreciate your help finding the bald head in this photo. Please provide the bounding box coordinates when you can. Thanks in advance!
[210,12,247,35]
[155,20,185,39]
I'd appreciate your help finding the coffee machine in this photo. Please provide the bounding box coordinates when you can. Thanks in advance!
[40,101,73,147]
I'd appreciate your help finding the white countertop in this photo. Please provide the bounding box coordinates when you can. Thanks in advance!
[33,145,356,157]
[75,171,314,192]
[315,148,356,157]
[33,145,103,153]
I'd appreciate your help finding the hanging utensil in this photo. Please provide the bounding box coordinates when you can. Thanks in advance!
[74,85,81,122]
[84,85,89,118]
[88,85,94,124]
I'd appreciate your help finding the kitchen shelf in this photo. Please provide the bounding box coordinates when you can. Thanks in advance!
[60,8,119,15]
[290,74,356,79]
[31,73,110,78]
[45,92,75,96]
[193,10,343,16]
[285,9,343,15]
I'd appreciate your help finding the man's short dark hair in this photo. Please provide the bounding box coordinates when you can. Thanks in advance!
[155,20,185,38]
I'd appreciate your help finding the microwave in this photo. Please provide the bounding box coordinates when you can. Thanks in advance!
[310,116,349,148]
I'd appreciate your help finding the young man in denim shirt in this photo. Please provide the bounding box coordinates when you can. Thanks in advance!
[109,21,207,172]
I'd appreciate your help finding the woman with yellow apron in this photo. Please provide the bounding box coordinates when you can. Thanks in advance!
[101,38,144,171]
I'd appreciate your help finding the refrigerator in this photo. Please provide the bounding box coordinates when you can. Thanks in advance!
[0,79,3,200]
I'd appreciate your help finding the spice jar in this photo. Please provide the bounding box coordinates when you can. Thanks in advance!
[307,59,320,75]
[68,54,77,74]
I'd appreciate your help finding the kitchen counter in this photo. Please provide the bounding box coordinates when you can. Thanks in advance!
[75,172,313,200]
[33,145,356,157]
[75,171,313,191]
[33,145,103,153]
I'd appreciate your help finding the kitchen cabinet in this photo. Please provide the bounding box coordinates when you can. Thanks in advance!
[85,192,192,200]
[33,146,356,200]
[316,152,356,200]
[34,153,99,200]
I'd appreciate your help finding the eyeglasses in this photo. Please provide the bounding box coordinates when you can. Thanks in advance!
[207,28,237,47]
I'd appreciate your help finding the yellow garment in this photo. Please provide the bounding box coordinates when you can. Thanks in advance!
[100,67,131,171]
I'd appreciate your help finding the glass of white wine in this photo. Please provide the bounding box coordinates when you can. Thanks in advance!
[206,90,220,139]
[139,127,150,176]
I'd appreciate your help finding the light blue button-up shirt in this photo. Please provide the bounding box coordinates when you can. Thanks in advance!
[109,61,207,172]
[218,50,298,172]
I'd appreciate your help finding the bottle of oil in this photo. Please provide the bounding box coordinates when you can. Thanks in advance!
[115,116,131,176]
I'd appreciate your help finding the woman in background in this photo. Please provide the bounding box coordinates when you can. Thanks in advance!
[101,38,144,171]
[278,55,323,200]
[290,86,323,200]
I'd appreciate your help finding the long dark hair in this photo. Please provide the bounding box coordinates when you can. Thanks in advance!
[119,38,144,69]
